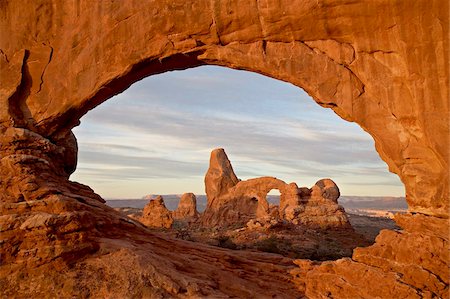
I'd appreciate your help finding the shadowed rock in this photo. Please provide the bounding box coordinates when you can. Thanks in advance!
[312,179,340,203]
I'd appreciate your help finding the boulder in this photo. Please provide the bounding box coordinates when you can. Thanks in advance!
[140,196,173,229]
[310,179,340,203]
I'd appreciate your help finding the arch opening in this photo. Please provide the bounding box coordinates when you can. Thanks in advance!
[267,189,281,206]
[71,65,406,261]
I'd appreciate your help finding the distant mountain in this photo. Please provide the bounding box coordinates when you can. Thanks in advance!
[106,199,149,209]
[106,195,407,212]
[106,195,207,211]
[339,196,407,210]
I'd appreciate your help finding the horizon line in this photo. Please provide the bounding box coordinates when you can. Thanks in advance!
[105,194,406,200]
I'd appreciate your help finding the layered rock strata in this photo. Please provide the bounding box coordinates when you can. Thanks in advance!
[291,213,449,298]
[0,0,448,297]
[1,194,300,298]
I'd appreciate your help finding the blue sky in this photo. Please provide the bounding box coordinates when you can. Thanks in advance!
[70,66,404,199]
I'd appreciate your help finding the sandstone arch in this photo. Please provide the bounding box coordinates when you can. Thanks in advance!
[202,148,351,229]
[1,1,448,297]
[1,0,447,215]
[223,176,289,222]
[232,177,288,217]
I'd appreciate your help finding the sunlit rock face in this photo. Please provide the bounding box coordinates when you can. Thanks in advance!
[285,179,351,229]
[292,213,449,298]
[202,148,351,229]
[140,196,174,229]
[0,0,447,297]
[172,193,199,222]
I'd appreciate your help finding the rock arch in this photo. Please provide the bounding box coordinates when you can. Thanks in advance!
[202,148,351,229]
[0,1,448,297]
[232,177,288,218]
[1,0,447,215]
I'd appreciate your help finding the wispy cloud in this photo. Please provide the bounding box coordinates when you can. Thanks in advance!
[71,66,404,198]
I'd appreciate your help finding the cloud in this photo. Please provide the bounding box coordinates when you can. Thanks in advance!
[71,66,404,198]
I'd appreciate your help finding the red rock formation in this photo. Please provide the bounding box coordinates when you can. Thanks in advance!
[202,148,285,225]
[311,179,340,203]
[172,192,199,222]
[203,175,287,226]
[0,0,448,297]
[292,213,449,298]
[1,196,300,298]
[140,196,174,229]
[204,149,240,207]
[287,179,351,229]
[202,149,351,229]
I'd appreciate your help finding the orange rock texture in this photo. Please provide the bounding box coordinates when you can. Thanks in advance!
[140,195,174,228]
[0,0,448,297]
[172,193,199,222]
[202,148,351,229]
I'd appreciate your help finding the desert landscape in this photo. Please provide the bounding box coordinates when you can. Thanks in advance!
[109,149,403,261]
[1,1,448,298]
[109,196,404,251]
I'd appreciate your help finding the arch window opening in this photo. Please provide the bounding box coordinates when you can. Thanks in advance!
[71,65,406,260]
[267,189,281,206]
[266,189,281,219]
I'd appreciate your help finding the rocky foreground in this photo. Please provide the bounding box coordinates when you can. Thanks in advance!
[1,197,302,298]
[117,205,381,261]
[115,205,398,261]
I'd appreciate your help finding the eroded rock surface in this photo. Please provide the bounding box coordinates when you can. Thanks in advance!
[0,194,300,298]
[140,195,174,229]
[204,148,240,208]
[172,192,199,222]
[0,0,448,297]
[291,213,449,298]
[1,0,447,215]
[286,179,351,229]
[202,149,351,230]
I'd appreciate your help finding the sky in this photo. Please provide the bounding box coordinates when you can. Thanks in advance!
[70,66,404,199]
